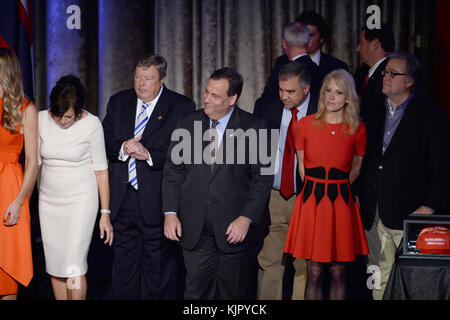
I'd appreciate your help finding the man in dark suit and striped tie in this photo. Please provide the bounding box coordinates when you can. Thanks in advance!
[102,54,195,299]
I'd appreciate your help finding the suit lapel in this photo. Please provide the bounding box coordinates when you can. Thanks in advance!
[124,92,138,138]
[382,95,420,157]
[141,85,170,138]
[367,59,387,92]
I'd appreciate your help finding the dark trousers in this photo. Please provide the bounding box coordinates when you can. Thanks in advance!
[182,213,258,300]
[111,186,176,299]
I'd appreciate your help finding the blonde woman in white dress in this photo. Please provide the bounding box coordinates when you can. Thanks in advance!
[38,75,113,300]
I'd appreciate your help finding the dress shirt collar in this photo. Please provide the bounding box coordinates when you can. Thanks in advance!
[209,106,234,129]
[386,93,414,118]
[291,53,308,61]
[310,50,321,66]
[289,92,310,119]
[369,57,387,78]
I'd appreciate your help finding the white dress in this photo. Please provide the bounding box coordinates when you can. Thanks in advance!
[38,110,108,277]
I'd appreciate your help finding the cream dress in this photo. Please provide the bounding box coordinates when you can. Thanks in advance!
[38,110,108,277]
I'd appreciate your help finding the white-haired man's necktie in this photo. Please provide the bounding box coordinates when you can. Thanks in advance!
[129,102,149,189]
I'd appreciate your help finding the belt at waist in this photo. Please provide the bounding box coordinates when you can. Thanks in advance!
[304,176,349,184]
[0,152,19,163]
[305,167,349,181]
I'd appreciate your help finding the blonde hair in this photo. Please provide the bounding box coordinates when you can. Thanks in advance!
[314,69,360,135]
[0,48,24,133]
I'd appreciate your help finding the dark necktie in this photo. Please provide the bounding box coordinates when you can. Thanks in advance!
[359,73,369,96]
[210,120,220,173]
[280,108,298,199]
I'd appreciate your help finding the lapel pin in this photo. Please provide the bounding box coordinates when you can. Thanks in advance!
[158,115,163,120]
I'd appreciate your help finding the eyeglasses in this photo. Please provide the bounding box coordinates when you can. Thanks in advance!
[382,70,409,78]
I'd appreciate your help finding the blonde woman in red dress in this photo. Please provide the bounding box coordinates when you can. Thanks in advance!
[284,69,369,300]
[0,47,38,300]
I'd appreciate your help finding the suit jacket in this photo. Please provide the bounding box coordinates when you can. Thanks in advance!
[162,107,274,253]
[253,94,318,195]
[102,86,195,226]
[358,94,449,230]
[354,59,388,130]
[319,51,349,76]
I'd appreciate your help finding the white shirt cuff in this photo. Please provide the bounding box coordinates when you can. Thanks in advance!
[146,150,153,166]
[119,142,129,162]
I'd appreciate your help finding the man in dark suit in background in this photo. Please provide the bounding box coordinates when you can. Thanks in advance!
[102,54,195,299]
[355,24,395,128]
[163,67,273,299]
[270,11,349,80]
[358,52,449,300]
[255,11,347,115]
[254,62,317,300]
[255,22,322,112]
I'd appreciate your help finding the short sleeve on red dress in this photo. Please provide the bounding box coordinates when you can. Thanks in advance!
[295,116,306,151]
[354,122,367,156]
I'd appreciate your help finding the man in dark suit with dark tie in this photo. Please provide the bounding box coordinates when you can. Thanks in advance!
[102,54,195,299]
[355,24,395,128]
[358,52,449,300]
[162,67,274,299]
[254,62,317,300]
[255,22,322,111]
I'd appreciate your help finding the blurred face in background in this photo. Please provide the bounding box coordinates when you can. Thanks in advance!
[306,25,324,55]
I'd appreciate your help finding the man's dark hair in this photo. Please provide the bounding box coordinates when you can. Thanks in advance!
[209,67,244,99]
[363,23,395,53]
[49,74,85,119]
[295,10,329,42]
[387,51,422,92]
[134,53,167,80]
[278,62,311,88]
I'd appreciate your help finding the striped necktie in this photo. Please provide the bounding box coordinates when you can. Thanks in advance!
[210,120,219,173]
[129,102,150,189]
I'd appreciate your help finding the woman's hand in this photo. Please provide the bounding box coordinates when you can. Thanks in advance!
[99,213,114,246]
[3,199,22,226]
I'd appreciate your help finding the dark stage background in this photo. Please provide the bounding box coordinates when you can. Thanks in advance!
[31,0,441,117]
[2,0,447,300]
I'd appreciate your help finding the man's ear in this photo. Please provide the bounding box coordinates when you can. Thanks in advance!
[229,94,238,106]
[370,38,381,51]
[303,84,311,95]
[405,78,414,91]
[282,38,288,50]
[160,76,166,84]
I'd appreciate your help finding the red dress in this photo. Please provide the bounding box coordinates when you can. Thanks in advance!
[284,114,369,263]
[0,98,33,295]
